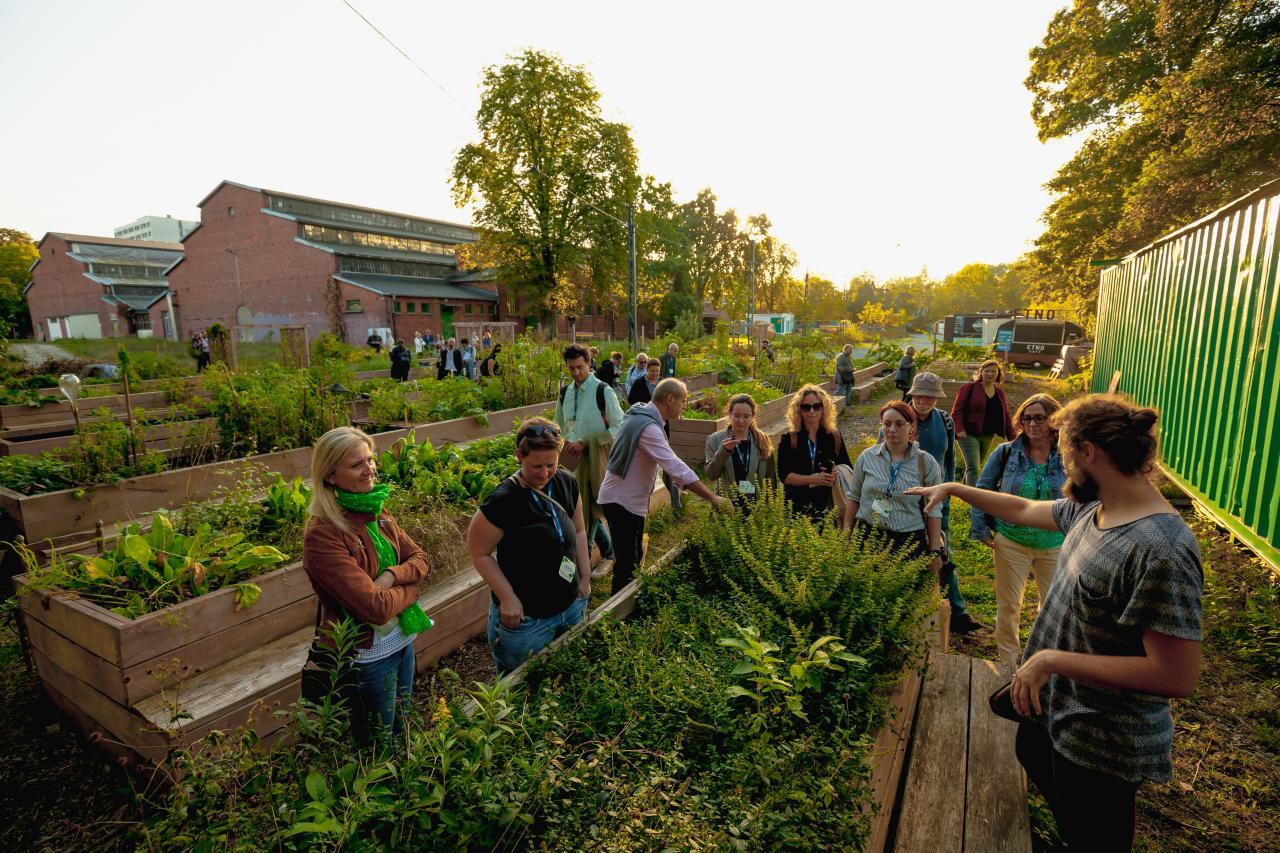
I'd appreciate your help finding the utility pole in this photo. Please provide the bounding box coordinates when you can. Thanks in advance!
[747,238,758,342]
[627,204,637,350]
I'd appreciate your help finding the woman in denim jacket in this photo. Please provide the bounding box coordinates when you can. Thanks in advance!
[970,393,1067,670]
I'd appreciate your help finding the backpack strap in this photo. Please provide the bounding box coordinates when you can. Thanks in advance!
[596,383,609,429]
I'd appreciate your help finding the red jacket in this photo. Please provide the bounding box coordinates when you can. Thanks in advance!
[303,510,430,649]
[950,380,1014,439]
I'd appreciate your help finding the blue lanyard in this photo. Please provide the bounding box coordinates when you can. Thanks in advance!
[807,436,818,471]
[530,490,566,547]
[733,440,751,473]
[570,383,580,423]
[886,457,908,494]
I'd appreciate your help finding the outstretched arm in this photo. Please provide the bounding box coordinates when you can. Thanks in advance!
[905,482,1057,530]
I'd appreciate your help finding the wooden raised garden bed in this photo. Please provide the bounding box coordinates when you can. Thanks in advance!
[15,464,676,772]
[471,543,948,852]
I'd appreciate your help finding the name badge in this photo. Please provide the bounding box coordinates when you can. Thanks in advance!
[737,480,756,495]
[558,555,578,583]
[870,497,892,526]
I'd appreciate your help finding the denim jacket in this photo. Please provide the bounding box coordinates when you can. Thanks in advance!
[969,435,1066,541]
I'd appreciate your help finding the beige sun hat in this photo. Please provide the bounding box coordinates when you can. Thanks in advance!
[908,372,946,398]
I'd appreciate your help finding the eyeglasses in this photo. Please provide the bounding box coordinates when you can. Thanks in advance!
[799,402,824,412]
[519,424,561,440]
[1020,415,1049,424]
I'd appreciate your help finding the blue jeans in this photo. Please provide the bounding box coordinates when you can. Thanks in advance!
[487,595,589,675]
[353,641,415,747]
[589,517,614,559]
[938,500,967,615]
[836,381,853,406]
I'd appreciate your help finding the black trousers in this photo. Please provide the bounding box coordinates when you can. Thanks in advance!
[851,519,929,559]
[1016,721,1140,851]
[601,502,646,596]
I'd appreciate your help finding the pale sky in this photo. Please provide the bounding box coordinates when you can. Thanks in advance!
[0,0,1078,286]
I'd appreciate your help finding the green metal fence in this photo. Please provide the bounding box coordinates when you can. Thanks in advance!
[1092,178,1280,569]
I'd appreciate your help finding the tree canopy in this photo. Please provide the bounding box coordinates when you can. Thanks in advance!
[0,228,37,336]
[1021,0,1280,313]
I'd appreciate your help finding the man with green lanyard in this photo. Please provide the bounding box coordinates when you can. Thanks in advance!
[553,344,624,577]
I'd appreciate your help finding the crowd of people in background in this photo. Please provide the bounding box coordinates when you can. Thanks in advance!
[301,338,1203,852]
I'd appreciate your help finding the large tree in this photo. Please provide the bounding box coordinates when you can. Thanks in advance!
[0,228,38,337]
[1022,0,1280,313]
[451,50,640,322]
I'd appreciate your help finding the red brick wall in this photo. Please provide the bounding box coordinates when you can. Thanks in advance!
[26,235,114,340]
[169,183,340,343]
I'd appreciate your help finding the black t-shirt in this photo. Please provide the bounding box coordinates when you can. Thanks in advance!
[982,389,1004,437]
[479,470,580,618]
[594,360,618,386]
[776,428,852,518]
[628,379,654,405]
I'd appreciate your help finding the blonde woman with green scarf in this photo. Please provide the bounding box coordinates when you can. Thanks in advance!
[303,427,432,747]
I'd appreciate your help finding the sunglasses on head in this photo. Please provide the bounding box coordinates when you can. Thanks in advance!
[799,402,824,412]
[519,424,561,440]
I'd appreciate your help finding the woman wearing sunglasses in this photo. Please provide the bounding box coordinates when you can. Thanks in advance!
[777,384,851,521]
[969,393,1067,670]
[467,417,592,675]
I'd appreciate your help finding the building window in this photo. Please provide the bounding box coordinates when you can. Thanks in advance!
[345,299,362,313]
[393,301,401,313]
[338,255,454,278]
[421,302,431,313]
[406,302,415,313]
[465,304,472,315]
[128,311,152,332]
[268,194,472,242]
[491,303,499,317]
[302,223,457,258]
[228,206,235,217]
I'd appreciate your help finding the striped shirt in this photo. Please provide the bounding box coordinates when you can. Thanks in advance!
[1023,499,1203,782]
[845,441,942,532]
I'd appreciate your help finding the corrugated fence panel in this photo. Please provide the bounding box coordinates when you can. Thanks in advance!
[1094,179,1280,570]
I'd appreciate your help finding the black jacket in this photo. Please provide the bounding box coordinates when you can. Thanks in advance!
[437,348,464,380]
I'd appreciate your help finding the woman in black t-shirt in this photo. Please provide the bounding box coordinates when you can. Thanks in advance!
[776,384,852,521]
[467,417,591,674]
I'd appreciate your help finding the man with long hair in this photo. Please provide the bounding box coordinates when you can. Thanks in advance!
[908,394,1202,851]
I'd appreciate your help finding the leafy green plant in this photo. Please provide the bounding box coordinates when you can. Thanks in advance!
[206,364,351,456]
[0,454,74,496]
[17,513,288,618]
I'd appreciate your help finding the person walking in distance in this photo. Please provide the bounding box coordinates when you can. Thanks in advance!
[951,358,1014,485]
[598,379,725,594]
[553,344,623,578]
[834,344,856,406]
[659,343,679,378]
[894,346,917,401]
[907,395,1203,851]
[624,352,649,396]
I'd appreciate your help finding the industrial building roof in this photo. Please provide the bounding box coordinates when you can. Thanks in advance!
[334,273,498,301]
[296,239,458,264]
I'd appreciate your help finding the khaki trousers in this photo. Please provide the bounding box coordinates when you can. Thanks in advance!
[993,532,1061,671]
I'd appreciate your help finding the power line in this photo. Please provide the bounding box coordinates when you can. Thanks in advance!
[339,0,462,108]
[340,1,701,253]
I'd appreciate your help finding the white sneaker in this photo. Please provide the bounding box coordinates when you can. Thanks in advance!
[591,559,614,580]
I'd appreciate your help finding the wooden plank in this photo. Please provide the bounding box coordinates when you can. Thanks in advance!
[122,595,316,706]
[30,646,171,754]
[892,651,970,853]
[865,666,924,853]
[963,658,1031,853]
[15,578,126,666]
[118,562,314,667]
[25,617,130,706]
[133,625,312,729]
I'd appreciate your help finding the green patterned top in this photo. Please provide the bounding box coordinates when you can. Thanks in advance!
[996,463,1066,550]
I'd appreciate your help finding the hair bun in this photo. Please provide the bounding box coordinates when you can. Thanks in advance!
[1129,409,1158,429]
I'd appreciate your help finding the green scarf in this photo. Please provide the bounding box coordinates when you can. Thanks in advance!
[334,484,432,636]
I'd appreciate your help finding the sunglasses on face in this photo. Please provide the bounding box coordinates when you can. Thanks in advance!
[799,402,824,412]
[519,424,561,440]
[1020,415,1048,424]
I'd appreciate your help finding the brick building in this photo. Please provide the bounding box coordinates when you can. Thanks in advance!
[26,233,183,341]
[167,180,502,345]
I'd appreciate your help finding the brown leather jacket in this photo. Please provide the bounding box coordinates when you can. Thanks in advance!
[302,510,430,649]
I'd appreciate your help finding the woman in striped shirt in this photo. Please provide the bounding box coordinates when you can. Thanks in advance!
[842,400,944,575]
